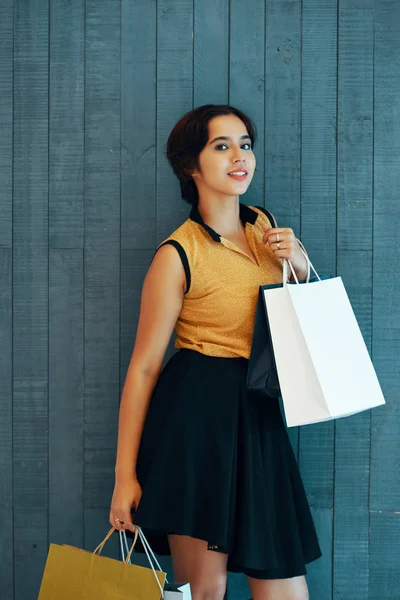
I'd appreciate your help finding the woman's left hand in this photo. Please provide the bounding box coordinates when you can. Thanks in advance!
[261,225,308,280]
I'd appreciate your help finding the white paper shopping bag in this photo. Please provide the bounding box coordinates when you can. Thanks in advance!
[263,250,386,427]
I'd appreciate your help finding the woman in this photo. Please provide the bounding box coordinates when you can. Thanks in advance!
[109,104,322,600]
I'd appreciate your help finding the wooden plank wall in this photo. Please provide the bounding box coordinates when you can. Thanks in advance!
[0,1,398,599]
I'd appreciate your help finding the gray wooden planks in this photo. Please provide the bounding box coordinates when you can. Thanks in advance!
[83,0,121,535]
[306,508,334,600]
[0,249,13,600]
[121,0,157,251]
[370,512,400,600]
[48,0,85,553]
[334,1,374,597]
[194,0,229,107]
[299,2,338,598]
[264,0,302,460]
[371,0,400,513]
[371,2,400,598]
[49,249,84,546]
[13,1,50,598]
[0,2,14,598]
[156,0,194,246]
[0,0,13,249]
[49,0,85,249]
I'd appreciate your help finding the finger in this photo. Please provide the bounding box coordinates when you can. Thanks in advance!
[111,516,124,532]
[120,511,137,534]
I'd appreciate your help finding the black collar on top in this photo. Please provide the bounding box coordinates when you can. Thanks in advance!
[189,202,259,242]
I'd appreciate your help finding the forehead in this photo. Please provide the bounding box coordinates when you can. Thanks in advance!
[207,114,249,138]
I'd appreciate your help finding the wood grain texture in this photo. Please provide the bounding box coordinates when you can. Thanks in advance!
[0,249,13,600]
[334,253,372,600]
[49,249,84,546]
[0,4,13,598]
[194,0,229,107]
[299,3,338,598]
[306,508,333,600]
[156,0,194,245]
[0,0,13,249]
[230,0,265,205]
[264,0,302,459]
[84,0,121,513]
[369,512,400,600]
[333,2,374,597]
[13,1,49,598]
[299,0,337,510]
[49,0,84,249]
[371,0,400,515]
[121,0,157,251]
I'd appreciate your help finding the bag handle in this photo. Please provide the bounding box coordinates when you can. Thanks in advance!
[283,244,321,288]
[119,528,168,596]
[93,526,139,564]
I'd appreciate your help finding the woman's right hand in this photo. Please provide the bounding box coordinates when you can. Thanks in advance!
[109,476,143,533]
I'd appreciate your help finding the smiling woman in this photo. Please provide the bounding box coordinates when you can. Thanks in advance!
[166,104,257,207]
[110,105,321,600]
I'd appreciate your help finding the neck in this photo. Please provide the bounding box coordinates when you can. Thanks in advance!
[196,197,243,236]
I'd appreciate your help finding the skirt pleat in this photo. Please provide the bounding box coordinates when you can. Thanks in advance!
[131,348,322,579]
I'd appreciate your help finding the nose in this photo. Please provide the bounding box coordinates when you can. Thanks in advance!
[233,151,246,165]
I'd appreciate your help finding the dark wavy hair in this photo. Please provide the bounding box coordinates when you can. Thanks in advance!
[166,104,257,206]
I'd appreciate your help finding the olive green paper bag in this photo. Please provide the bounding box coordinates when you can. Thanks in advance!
[38,527,166,600]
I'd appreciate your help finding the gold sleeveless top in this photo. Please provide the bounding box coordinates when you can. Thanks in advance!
[157,203,284,359]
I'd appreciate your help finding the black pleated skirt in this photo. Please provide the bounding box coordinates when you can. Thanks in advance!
[131,348,322,580]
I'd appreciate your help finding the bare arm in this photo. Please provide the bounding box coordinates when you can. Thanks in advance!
[114,243,186,483]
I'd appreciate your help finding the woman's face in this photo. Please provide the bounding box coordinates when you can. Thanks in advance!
[190,114,256,200]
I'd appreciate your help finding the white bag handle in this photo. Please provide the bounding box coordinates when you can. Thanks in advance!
[283,243,321,288]
[119,529,169,597]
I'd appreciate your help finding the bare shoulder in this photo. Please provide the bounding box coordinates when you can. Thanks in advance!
[147,241,187,295]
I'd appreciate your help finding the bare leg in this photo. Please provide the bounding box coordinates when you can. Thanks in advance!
[168,534,228,600]
[247,574,309,600]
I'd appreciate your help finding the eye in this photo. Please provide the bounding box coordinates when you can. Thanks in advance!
[215,143,252,151]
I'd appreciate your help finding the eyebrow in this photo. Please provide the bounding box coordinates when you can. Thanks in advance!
[209,135,251,145]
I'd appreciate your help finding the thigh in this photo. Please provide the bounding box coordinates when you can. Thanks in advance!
[168,534,228,600]
[247,574,309,600]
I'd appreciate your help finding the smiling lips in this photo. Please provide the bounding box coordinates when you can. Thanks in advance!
[228,170,248,181]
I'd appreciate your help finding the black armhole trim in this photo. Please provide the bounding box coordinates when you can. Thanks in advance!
[155,240,191,295]
[253,205,278,228]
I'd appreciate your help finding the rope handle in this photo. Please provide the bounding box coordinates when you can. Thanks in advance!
[93,526,139,563]
[283,243,321,287]
[119,528,167,597]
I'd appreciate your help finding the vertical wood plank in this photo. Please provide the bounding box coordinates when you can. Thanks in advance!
[49,249,84,546]
[369,512,400,600]
[48,0,85,552]
[121,0,157,251]
[300,2,337,598]
[13,2,49,598]
[84,0,121,533]
[0,2,13,598]
[49,0,85,249]
[0,249,13,600]
[334,2,374,597]
[229,0,265,205]
[306,508,333,600]
[371,0,400,513]
[0,0,13,249]
[194,0,229,107]
[334,254,372,600]
[265,0,302,459]
[156,0,194,245]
